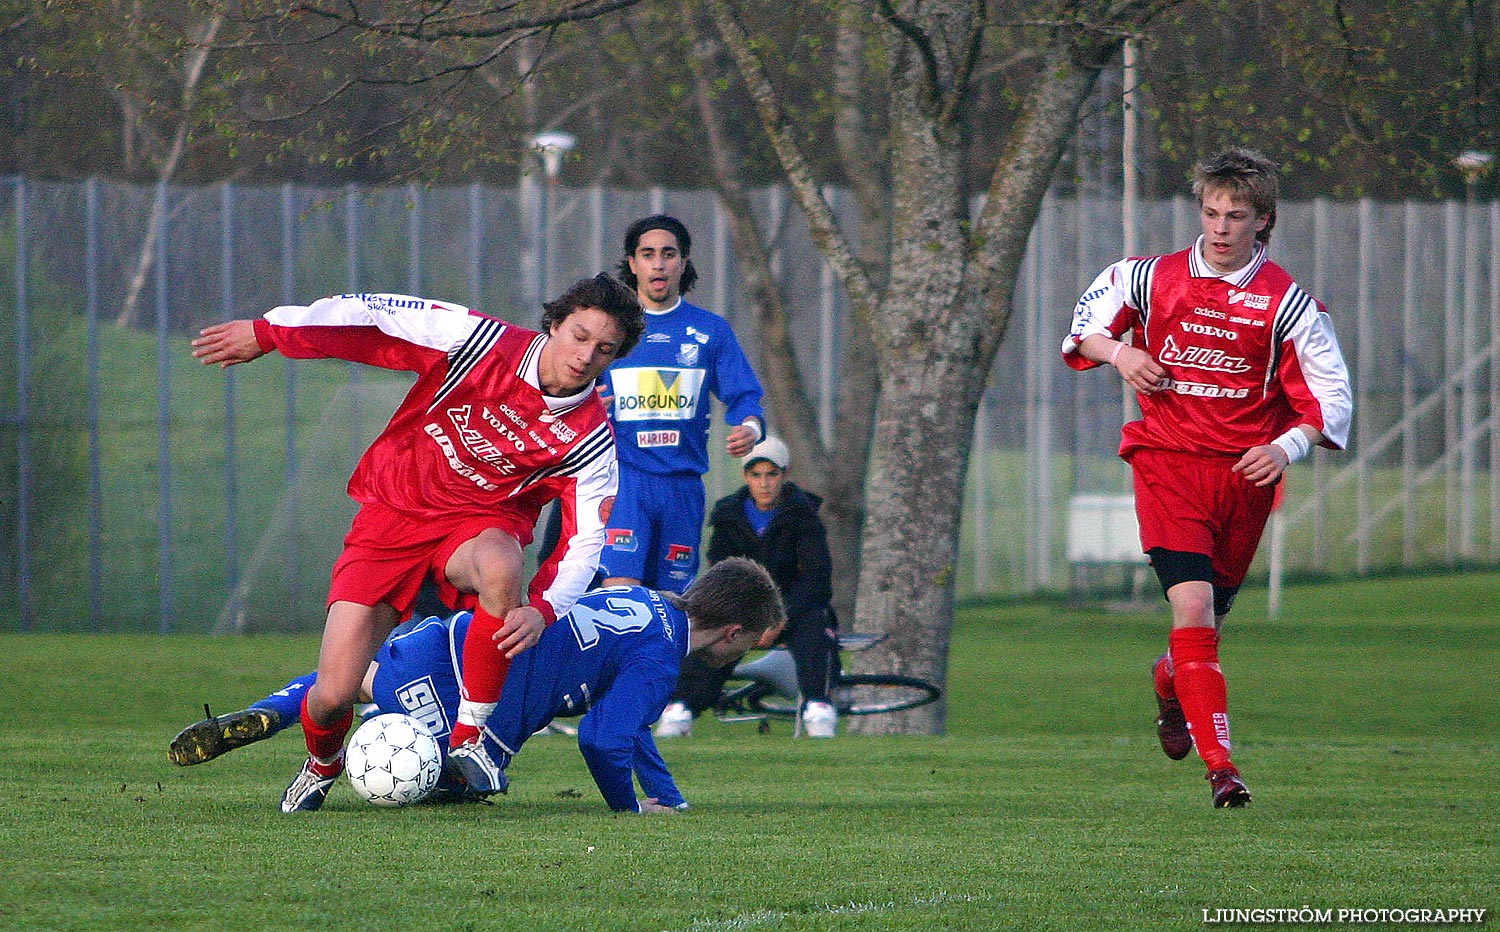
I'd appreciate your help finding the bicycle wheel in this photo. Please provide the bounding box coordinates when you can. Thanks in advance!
[834,674,941,715]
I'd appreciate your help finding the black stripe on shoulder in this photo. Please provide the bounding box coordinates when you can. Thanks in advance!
[1131,257,1159,326]
[1266,285,1311,387]
[516,332,547,380]
[517,422,615,492]
[1274,285,1312,344]
[429,318,505,412]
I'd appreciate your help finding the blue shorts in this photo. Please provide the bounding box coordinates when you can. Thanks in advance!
[599,468,705,593]
[369,614,510,764]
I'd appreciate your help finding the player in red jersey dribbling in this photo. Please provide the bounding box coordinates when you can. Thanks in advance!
[194,273,643,811]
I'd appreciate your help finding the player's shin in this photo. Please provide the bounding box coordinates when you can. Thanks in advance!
[1169,626,1234,771]
[299,694,353,776]
[453,605,511,747]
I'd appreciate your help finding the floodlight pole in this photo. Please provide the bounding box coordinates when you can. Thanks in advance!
[531,131,576,302]
[1454,149,1492,557]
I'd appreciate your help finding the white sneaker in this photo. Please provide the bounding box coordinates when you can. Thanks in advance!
[654,702,693,738]
[802,700,838,738]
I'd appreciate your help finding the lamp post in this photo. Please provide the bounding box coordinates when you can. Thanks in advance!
[1454,149,1493,192]
[531,131,576,300]
[1453,149,1492,557]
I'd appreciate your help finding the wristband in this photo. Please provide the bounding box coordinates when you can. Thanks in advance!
[1271,427,1312,464]
[741,418,764,444]
[1108,341,1125,367]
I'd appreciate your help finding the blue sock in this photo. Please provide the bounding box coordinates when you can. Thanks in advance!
[252,672,317,733]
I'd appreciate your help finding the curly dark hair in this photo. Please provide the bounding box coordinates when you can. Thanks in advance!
[616,214,699,296]
[540,273,645,359]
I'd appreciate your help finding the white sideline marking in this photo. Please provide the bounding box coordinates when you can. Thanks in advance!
[662,893,979,931]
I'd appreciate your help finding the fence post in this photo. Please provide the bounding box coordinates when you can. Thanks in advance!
[818,185,837,446]
[407,182,423,295]
[1490,201,1500,562]
[1356,198,1373,573]
[1026,197,1057,591]
[344,185,363,464]
[468,181,484,303]
[1459,188,1483,556]
[588,185,605,282]
[154,180,173,634]
[13,177,33,631]
[1402,202,1419,567]
[86,178,103,629]
[1311,197,1329,570]
[280,183,302,615]
[1443,200,1462,562]
[222,182,241,629]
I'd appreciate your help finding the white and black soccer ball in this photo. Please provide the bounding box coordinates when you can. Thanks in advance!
[345,712,443,807]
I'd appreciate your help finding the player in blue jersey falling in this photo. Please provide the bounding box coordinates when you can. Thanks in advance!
[167,558,784,813]
[598,215,766,594]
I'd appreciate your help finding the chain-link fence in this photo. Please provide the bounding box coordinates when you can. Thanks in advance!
[1,177,1495,632]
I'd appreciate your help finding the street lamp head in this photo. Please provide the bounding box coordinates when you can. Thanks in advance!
[1454,149,1494,184]
[531,131,577,179]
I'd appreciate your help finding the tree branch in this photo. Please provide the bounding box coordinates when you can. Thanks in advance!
[705,0,878,320]
[286,0,642,40]
[681,2,823,454]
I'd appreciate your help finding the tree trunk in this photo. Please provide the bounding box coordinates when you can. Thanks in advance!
[843,21,976,732]
[846,18,1135,734]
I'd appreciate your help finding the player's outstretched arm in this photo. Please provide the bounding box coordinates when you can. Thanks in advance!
[192,320,267,369]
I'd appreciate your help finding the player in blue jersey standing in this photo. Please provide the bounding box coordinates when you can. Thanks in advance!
[168,558,784,813]
[599,215,766,594]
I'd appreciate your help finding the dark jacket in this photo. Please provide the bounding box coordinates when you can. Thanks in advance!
[706,481,834,627]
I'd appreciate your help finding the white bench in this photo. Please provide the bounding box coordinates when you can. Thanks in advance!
[1066,494,1149,601]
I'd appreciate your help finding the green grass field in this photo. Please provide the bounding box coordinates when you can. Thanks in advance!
[2,572,1495,931]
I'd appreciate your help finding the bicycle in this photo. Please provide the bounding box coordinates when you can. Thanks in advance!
[713,632,941,730]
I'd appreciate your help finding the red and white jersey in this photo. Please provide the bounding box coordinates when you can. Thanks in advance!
[1062,239,1352,459]
[252,293,618,622]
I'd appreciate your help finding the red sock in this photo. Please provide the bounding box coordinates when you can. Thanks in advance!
[453,605,512,747]
[1169,627,1234,771]
[1153,653,1176,700]
[299,694,352,776]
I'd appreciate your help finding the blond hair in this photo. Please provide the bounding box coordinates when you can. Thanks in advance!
[1192,148,1280,244]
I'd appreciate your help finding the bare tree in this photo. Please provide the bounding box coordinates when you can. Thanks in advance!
[115,8,226,327]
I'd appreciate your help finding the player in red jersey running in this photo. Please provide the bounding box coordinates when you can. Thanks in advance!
[193,273,644,811]
[1062,149,1352,808]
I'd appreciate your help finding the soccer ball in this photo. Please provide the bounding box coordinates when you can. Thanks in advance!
[345,713,443,807]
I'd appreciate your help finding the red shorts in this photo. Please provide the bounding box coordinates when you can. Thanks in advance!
[327,501,536,615]
[1128,448,1276,589]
